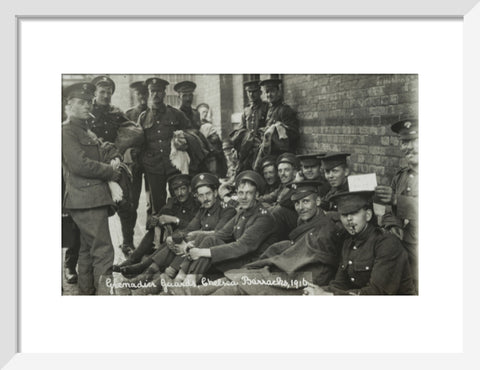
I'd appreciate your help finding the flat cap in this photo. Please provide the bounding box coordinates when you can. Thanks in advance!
[276,152,300,169]
[235,170,266,195]
[321,152,351,171]
[297,153,326,166]
[288,180,322,202]
[129,81,148,94]
[243,80,261,91]
[259,78,282,88]
[191,173,220,191]
[391,118,418,140]
[64,82,96,101]
[329,191,374,214]
[167,174,191,191]
[91,75,116,93]
[174,80,197,94]
[145,77,169,90]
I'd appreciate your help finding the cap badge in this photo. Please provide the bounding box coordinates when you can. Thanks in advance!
[83,84,88,90]
[153,78,157,84]
[102,77,108,82]
[404,121,412,129]
[200,174,205,180]
[292,184,297,189]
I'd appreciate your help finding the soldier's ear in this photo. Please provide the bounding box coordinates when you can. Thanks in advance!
[315,195,321,207]
[365,208,373,222]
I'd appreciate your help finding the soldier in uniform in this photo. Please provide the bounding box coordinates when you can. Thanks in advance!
[254,78,299,170]
[375,118,419,292]
[182,170,278,285]
[259,155,280,194]
[232,80,269,172]
[125,81,148,122]
[297,153,331,197]
[320,152,351,211]
[139,77,192,214]
[62,82,122,295]
[124,173,237,295]
[114,174,199,274]
[303,191,415,295]
[174,80,201,129]
[90,75,139,256]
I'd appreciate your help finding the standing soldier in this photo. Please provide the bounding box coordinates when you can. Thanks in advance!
[254,78,299,169]
[375,118,418,292]
[174,80,201,129]
[125,81,148,122]
[62,82,121,295]
[297,153,331,197]
[233,80,269,172]
[140,77,192,214]
[90,75,138,257]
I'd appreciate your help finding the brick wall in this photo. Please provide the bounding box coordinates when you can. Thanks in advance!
[283,74,418,185]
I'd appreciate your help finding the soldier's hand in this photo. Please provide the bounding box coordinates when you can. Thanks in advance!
[303,282,333,296]
[388,226,404,241]
[188,247,210,261]
[146,215,159,230]
[375,186,396,205]
[158,215,178,225]
[165,236,175,251]
[110,157,121,170]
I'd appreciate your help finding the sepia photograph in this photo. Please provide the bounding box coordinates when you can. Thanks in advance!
[61,73,418,296]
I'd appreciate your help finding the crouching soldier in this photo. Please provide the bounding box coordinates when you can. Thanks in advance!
[303,191,415,295]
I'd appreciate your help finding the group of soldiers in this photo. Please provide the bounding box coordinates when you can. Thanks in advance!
[61,75,418,295]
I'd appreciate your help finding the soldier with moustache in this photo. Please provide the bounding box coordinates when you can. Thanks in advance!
[375,118,419,292]
[62,82,122,295]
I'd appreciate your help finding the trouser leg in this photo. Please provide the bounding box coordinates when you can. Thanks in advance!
[145,172,167,214]
[404,241,418,293]
[68,207,114,295]
[150,245,177,271]
[64,221,80,271]
[128,229,155,263]
[187,236,225,276]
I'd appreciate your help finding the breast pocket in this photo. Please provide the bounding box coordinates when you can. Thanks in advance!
[353,259,374,286]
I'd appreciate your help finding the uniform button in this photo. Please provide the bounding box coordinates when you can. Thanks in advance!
[353,246,357,250]
[237,226,240,229]
[407,187,411,192]
[160,150,163,153]
[350,277,355,282]
[156,120,160,124]
[348,260,352,265]
[182,210,186,214]
[409,174,414,178]
[365,266,370,270]
[86,182,90,186]
[241,216,245,219]
[205,224,208,228]
[158,140,161,142]
[207,213,210,217]
[157,130,160,133]
[291,241,294,245]
[341,265,345,269]
[104,122,107,125]
[309,232,313,236]
[105,130,108,134]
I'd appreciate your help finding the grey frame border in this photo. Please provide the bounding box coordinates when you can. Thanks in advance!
[3,0,479,368]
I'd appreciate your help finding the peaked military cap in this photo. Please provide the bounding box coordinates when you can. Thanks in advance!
[91,75,116,93]
[129,81,148,94]
[297,153,326,166]
[191,173,220,191]
[145,77,169,90]
[288,180,322,202]
[276,152,300,169]
[64,82,96,101]
[260,155,277,170]
[235,170,266,195]
[329,190,374,214]
[167,174,191,191]
[391,118,418,140]
[174,80,197,94]
[243,80,261,91]
[259,78,282,88]
[321,152,351,171]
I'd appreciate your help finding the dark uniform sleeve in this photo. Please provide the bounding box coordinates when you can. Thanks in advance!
[209,213,275,263]
[258,187,280,204]
[278,105,299,144]
[62,127,115,181]
[381,172,410,229]
[185,210,202,233]
[213,216,236,243]
[215,206,237,231]
[175,109,192,130]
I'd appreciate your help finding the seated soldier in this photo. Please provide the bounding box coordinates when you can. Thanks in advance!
[297,153,330,197]
[259,152,300,240]
[303,191,415,295]
[181,170,279,286]
[259,155,280,195]
[122,173,236,295]
[320,152,351,211]
[167,180,342,296]
[113,174,199,274]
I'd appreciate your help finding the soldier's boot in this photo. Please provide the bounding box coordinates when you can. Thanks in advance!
[64,266,78,284]
[173,269,187,283]
[119,258,153,278]
[127,263,160,288]
[164,266,178,279]
[112,258,135,273]
[130,273,163,295]
[120,243,136,259]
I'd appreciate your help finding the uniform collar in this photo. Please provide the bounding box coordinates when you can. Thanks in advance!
[68,117,89,129]
[238,200,259,217]
[351,223,375,243]
[151,103,167,114]
[203,198,221,214]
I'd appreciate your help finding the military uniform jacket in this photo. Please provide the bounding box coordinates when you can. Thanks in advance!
[381,167,418,245]
[89,102,131,143]
[139,105,191,174]
[180,105,201,129]
[241,100,269,132]
[209,201,277,264]
[158,194,200,230]
[184,198,236,234]
[62,118,115,210]
[327,224,415,295]
[125,104,148,123]
[264,101,300,154]
[321,180,349,212]
[260,183,294,209]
